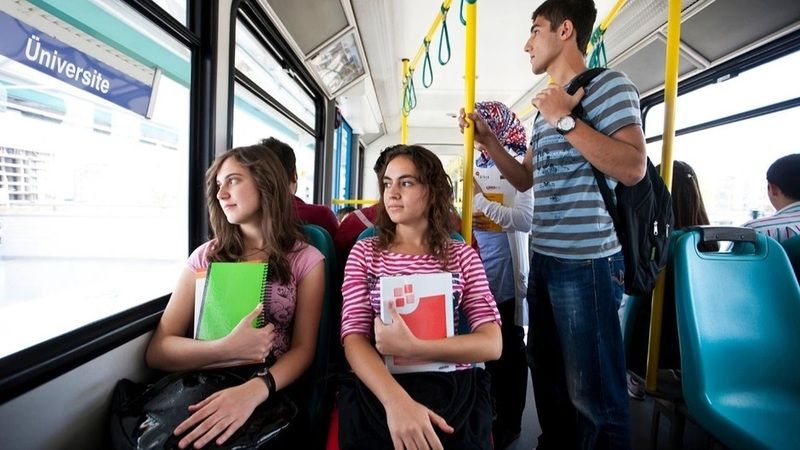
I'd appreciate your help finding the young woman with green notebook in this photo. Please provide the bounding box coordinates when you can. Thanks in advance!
[145,144,325,449]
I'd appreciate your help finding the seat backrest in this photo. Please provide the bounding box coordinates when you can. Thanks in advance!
[357,226,465,242]
[297,224,336,442]
[673,227,800,446]
[781,234,800,280]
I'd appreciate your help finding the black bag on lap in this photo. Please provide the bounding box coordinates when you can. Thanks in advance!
[337,368,493,450]
[109,368,297,450]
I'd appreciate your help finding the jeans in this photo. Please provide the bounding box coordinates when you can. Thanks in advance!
[526,251,631,450]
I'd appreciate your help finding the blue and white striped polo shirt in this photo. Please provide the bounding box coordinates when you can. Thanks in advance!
[530,69,642,259]
[743,201,800,243]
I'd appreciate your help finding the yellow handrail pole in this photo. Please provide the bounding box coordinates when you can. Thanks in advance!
[645,0,680,393]
[331,199,379,205]
[401,58,410,144]
[409,0,454,72]
[461,0,477,245]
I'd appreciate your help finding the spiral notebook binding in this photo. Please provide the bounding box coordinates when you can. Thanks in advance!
[258,263,270,328]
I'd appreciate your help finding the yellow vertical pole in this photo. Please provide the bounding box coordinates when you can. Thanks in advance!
[646,0,680,393]
[461,0,477,245]
[401,58,410,145]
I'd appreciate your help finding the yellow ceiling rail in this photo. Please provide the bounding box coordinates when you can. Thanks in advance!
[460,0,477,245]
[400,0,453,137]
[646,0,681,394]
[586,0,627,55]
[409,0,454,74]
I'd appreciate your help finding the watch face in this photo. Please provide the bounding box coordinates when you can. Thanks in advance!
[557,115,576,134]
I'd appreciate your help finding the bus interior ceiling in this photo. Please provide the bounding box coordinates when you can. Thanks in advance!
[267,0,800,196]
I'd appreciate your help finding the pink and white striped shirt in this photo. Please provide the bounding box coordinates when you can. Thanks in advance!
[341,237,500,351]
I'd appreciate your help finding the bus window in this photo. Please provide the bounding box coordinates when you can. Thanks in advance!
[232,85,317,203]
[0,0,190,358]
[644,50,800,227]
[235,19,316,130]
[333,117,353,209]
[151,0,187,26]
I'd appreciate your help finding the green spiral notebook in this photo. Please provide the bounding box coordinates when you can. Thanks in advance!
[193,262,270,341]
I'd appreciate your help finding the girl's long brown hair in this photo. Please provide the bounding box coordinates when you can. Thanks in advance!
[658,160,711,229]
[204,145,305,284]
[375,145,456,267]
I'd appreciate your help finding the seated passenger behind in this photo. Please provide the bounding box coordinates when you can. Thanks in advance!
[261,136,339,239]
[743,153,800,243]
[336,206,356,224]
[145,145,325,449]
[338,144,502,450]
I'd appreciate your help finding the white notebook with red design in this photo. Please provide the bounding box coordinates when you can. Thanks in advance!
[379,272,455,374]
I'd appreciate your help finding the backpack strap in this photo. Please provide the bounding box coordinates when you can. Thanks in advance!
[564,67,622,228]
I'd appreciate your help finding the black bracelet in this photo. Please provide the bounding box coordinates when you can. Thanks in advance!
[255,367,276,397]
[263,370,276,397]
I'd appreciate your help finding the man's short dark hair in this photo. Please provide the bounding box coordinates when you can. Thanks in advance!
[532,0,597,54]
[373,144,404,175]
[260,137,296,181]
[767,153,800,200]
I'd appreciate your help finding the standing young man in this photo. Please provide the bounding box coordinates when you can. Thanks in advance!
[459,1,646,448]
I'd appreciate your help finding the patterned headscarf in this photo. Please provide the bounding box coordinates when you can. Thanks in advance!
[474,101,527,168]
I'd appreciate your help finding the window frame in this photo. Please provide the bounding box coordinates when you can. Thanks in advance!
[640,29,800,138]
[230,2,326,202]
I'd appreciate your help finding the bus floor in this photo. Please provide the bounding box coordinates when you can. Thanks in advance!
[507,371,715,450]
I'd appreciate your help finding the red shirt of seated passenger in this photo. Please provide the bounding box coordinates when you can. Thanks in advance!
[293,195,338,239]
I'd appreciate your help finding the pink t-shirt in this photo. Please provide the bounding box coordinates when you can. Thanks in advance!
[341,237,500,369]
[188,240,324,357]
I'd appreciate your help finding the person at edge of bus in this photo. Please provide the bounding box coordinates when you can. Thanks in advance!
[470,100,533,449]
[742,153,800,243]
[334,144,480,270]
[458,0,647,448]
[145,145,325,449]
[338,144,502,450]
[260,136,339,239]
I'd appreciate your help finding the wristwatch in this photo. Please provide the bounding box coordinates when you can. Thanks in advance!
[254,366,276,397]
[556,114,577,135]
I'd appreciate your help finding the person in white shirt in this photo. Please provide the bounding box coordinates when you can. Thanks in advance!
[743,153,800,243]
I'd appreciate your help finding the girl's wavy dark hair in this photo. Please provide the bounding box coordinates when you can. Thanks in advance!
[205,145,305,284]
[375,145,456,267]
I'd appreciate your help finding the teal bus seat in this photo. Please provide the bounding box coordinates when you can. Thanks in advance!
[673,226,800,449]
[781,234,800,280]
[295,224,336,444]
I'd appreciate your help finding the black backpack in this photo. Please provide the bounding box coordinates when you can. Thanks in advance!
[566,68,674,296]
